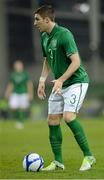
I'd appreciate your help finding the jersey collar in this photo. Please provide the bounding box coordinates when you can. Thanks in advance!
[47,24,59,37]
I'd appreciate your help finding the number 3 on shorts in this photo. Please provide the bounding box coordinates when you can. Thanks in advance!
[70,94,76,104]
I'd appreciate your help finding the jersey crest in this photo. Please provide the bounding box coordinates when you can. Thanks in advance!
[50,39,57,49]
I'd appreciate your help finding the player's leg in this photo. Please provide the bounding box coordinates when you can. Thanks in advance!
[19,93,30,123]
[8,93,23,128]
[64,112,96,171]
[63,83,96,171]
[48,114,63,164]
[42,92,65,171]
[64,112,92,157]
[9,93,19,119]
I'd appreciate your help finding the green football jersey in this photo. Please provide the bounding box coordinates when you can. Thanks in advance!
[10,71,30,94]
[41,24,89,88]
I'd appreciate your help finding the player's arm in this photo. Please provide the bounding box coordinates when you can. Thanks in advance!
[52,53,80,94]
[38,58,50,99]
[39,57,50,82]
[40,33,50,82]
[52,31,80,94]
[59,30,80,83]
[5,82,14,99]
[59,53,80,83]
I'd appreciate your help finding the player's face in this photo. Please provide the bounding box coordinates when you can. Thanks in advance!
[14,61,24,72]
[34,14,49,32]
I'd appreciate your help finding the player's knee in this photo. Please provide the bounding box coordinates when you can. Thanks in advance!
[63,112,76,123]
[48,114,62,126]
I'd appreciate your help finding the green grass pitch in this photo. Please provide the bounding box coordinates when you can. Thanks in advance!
[0,117,104,179]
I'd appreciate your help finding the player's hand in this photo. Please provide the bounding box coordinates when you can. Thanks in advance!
[37,81,46,100]
[51,79,63,94]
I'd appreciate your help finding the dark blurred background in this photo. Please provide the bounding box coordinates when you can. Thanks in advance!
[0,0,104,118]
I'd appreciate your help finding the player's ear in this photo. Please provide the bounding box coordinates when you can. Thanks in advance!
[45,17,50,23]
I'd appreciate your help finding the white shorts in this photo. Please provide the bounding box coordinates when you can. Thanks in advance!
[48,83,88,114]
[9,93,30,109]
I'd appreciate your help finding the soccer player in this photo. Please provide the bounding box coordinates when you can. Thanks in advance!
[34,5,96,171]
[5,60,33,129]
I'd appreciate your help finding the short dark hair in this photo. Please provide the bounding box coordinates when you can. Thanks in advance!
[34,5,55,21]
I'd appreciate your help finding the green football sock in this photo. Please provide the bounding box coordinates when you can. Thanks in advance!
[12,110,18,119]
[12,110,26,123]
[66,119,92,156]
[49,125,63,163]
[18,110,26,123]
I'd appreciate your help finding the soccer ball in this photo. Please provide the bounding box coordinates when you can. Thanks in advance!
[23,153,44,172]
